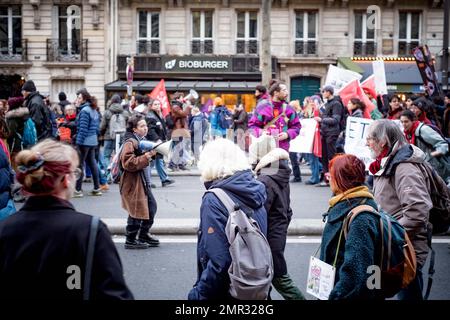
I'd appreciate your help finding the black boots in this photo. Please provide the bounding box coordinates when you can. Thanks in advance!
[138,228,160,247]
[125,227,149,249]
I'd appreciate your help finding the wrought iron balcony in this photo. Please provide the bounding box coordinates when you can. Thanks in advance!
[294,40,317,55]
[398,41,420,56]
[136,40,160,55]
[46,38,88,62]
[191,40,214,54]
[353,41,377,56]
[236,40,258,55]
[0,38,28,62]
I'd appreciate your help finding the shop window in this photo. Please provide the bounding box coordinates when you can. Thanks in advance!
[354,11,376,56]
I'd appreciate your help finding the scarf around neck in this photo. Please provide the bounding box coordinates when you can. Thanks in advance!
[329,185,374,208]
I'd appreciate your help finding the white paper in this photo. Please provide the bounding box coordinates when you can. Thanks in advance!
[306,256,336,300]
[289,119,317,153]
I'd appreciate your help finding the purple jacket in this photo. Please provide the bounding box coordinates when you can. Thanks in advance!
[248,99,301,151]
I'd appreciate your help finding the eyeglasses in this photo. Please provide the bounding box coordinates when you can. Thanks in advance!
[72,168,82,180]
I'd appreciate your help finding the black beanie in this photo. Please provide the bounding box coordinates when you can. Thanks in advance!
[22,80,36,92]
[58,91,67,101]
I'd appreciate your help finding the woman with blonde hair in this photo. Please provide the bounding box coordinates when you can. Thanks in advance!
[188,138,268,300]
[0,139,133,299]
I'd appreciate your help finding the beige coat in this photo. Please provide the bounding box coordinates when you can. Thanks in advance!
[119,138,151,220]
[373,143,432,267]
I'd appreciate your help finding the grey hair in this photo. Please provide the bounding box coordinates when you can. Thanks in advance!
[367,119,408,150]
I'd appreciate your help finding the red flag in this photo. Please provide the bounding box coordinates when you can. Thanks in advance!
[338,79,375,119]
[361,75,377,100]
[148,79,171,117]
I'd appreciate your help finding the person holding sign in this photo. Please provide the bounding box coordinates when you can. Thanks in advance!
[319,154,385,300]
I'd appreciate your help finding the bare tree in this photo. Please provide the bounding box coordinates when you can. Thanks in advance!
[261,0,272,87]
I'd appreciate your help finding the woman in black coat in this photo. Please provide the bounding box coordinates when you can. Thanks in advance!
[254,147,305,300]
[0,139,133,299]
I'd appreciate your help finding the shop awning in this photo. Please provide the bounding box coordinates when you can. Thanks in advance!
[105,80,260,92]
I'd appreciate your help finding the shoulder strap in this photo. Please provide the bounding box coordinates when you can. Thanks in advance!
[207,188,238,213]
[83,216,100,300]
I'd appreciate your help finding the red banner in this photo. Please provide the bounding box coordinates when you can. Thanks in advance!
[149,79,171,117]
[339,79,375,119]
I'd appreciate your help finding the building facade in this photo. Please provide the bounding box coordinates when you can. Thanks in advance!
[0,0,446,111]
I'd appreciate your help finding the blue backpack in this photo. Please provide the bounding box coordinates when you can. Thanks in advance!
[16,118,37,149]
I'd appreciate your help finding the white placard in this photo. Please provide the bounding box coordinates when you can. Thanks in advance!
[325,65,363,93]
[372,60,388,95]
[306,256,336,300]
[289,119,317,153]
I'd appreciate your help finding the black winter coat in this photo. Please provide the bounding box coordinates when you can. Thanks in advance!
[24,91,52,140]
[0,196,134,300]
[257,159,292,277]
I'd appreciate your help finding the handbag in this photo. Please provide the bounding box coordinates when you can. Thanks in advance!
[0,199,16,221]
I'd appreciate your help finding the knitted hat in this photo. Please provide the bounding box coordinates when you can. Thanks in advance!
[7,96,25,110]
[58,92,67,101]
[21,80,36,93]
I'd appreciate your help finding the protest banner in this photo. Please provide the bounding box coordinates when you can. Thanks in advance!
[325,65,362,92]
[289,119,317,153]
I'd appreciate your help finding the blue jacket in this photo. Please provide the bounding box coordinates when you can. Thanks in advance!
[0,148,14,210]
[76,103,99,146]
[188,170,267,300]
[320,197,385,300]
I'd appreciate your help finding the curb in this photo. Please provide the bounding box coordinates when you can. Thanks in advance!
[103,218,325,236]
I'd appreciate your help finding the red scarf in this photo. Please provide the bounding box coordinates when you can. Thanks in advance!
[404,120,421,145]
[369,146,390,175]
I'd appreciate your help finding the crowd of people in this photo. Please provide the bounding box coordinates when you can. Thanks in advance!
[0,77,449,300]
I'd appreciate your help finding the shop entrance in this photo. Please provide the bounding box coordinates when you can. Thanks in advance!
[290,76,320,105]
[0,74,24,99]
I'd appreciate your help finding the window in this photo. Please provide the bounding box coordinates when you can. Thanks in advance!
[57,5,81,56]
[236,11,258,54]
[354,12,376,56]
[0,5,22,58]
[192,11,213,54]
[137,11,160,54]
[295,11,317,55]
[398,12,421,55]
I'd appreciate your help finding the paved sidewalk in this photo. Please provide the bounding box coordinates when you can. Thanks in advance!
[104,218,325,236]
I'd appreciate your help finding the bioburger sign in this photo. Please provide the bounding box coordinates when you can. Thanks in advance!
[162,56,232,72]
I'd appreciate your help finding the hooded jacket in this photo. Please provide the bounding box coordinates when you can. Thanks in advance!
[372,143,432,267]
[100,103,130,141]
[255,149,292,277]
[188,170,267,300]
[5,107,30,152]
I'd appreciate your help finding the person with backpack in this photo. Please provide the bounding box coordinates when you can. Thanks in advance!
[248,80,301,153]
[0,139,134,299]
[252,144,305,300]
[320,153,415,300]
[100,94,129,168]
[73,88,102,198]
[21,80,52,141]
[188,138,269,300]
[210,97,231,139]
[120,114,159,249]
[313,85,345,187]
[367,119,433,300]
[401,110,450,184]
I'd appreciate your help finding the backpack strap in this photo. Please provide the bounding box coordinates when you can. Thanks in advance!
[207,188,239,213]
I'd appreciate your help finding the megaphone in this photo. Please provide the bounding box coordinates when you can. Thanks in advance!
[184,89,199,102]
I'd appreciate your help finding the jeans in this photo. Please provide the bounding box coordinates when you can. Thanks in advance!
[306,153,322,184]
[76,145,100,191]
[397,267,423,301]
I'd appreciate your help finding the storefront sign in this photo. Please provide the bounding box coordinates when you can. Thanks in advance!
[162,56,232,73]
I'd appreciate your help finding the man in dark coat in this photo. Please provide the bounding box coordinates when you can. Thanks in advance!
[21,80,52,141]
[254,148,305,300]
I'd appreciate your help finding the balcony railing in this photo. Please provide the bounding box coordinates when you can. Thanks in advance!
[46,38,88,62]
[294,40,317,55]
[0,38,28,62]
[137,40,160,55]
[191,40,213,54]
[236,40,258,54]
[353,41,376,56]
[398,41,420,56]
